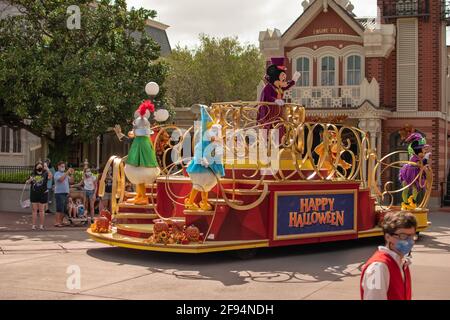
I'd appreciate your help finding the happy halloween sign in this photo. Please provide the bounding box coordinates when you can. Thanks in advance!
[274,191,356,240]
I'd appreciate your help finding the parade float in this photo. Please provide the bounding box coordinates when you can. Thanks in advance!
[88,65,432,255]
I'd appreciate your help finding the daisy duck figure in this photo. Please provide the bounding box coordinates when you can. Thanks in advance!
[185,106,225,211]
[124,100,161,205]
[257,57,301,135]
[399,132,431,211]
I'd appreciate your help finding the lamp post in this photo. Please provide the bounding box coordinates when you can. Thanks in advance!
[145,82,160,103]
[96,136,100,170]
[145,82,170,123]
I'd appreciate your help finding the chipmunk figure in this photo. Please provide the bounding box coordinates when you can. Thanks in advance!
[184,106,225,211]
[124,100,161,205]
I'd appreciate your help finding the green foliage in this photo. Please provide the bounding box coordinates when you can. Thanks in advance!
[72,169,98,184]
[0,168,98,184]
[0,170,33,184]
[165,34,265,108]
[0,0,168,160]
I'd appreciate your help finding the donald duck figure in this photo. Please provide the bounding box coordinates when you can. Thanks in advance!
[124,100,161,205]
[185,106,225,211]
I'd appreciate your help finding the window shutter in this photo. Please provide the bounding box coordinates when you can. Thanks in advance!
[397,18,418,112]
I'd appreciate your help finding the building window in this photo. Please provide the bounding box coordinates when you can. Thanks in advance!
[296,57,310,86]
[395,0,419,16]
[1,126,10,153]
[1,126,22,154]
[13,129,21,153]
[346,55,362,85]
[321,56,336,86]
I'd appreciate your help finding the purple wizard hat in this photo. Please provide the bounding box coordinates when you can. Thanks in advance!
[405,132,426,147]
[270,57,287,71]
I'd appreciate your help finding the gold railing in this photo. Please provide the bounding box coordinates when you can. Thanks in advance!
[371,150,433,210]
[100,101,433,213]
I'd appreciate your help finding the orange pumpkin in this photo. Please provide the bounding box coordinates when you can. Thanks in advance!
[185,225,200,242]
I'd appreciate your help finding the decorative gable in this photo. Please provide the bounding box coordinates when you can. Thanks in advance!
[297,7,360,39]
[282,0,364,48]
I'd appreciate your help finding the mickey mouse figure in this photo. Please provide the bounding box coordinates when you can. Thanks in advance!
[257,57,301,136]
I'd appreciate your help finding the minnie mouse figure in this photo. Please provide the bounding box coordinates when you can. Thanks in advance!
[399,132,431,211]
[257,57,301,136]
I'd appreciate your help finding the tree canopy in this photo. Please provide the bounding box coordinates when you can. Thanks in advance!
[0,0,168,161]
[165,35,265,108]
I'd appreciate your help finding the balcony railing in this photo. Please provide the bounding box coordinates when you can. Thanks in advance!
[382,0,430,20]
[286,85,362,109]
[442,0,450,25]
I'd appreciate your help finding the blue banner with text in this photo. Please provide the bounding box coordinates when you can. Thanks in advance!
[276,192,355,238]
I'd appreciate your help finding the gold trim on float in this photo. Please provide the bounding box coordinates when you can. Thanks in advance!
[115,213,158,219]
[156,175,361,186]
[125,192,157,198]
[223,189,264,195]
[116,224,154,233]
[273,189,358,241]
[223,179,362,185]
[88,229,269,253]
[118,203,156,209]
[224,159,315,170]
[184,210,215,216]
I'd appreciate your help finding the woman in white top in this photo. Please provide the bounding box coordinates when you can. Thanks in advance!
[78,168,97,223]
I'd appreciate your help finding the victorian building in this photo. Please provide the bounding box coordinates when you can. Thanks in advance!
[259,0,450,207]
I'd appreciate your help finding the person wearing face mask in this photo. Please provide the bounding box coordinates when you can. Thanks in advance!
[26,161,52,230]
[53,161,74,227]
[44,159,56,214]
[75,167,97,223]
[99,167,112,212]
[360,211,417,300]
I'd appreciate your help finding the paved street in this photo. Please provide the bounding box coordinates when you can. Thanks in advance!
[0,211,449,300]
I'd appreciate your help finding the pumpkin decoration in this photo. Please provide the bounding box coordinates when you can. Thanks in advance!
[154,220,169,233]
[91,216,111,233]
[100,209,112,222]
[148,220,171,244]
[185,225,201,243]
[144,221,203,245]
[171,221,186,244]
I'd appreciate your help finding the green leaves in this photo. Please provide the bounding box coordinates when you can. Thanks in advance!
[0,0,167,161]
[165,35,265,108]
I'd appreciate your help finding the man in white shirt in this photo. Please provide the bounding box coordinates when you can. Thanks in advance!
[360,211,417,300]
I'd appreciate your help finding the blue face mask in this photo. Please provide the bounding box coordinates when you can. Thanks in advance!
[394,238,414,256]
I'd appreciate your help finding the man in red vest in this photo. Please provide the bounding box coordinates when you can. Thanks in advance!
[360,211,417,300]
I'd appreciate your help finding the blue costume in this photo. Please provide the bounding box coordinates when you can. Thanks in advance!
[186,106,225,177]
[185,106,224,211]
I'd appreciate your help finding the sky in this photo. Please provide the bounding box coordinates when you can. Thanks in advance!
[127,0,379,49]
